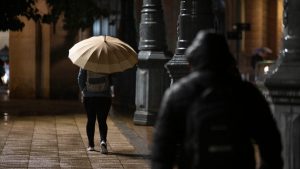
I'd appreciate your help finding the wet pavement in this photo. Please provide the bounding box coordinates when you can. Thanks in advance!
[0,87,153,169]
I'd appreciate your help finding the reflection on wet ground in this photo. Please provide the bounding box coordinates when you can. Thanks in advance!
[0,86,153,169]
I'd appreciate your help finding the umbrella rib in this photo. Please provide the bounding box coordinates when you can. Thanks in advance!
[110,42,137,72]
[105,42,121,73]
[106,42,125,64]
[97,43,105,65]
[113,42,137,65]
[115,43,137,63]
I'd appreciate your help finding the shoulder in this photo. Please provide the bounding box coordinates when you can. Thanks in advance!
[236,81,269,106]
[166,72,205,103]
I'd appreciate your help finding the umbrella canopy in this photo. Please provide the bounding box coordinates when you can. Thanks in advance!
[68,35,138,74]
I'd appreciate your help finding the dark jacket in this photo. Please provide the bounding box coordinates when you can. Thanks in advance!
[151,71,283,169]
[151,30,282,169]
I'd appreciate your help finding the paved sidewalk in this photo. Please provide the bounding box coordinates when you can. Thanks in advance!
[0,101,152,169]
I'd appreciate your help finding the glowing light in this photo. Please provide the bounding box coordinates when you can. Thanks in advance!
[264,66,269,74]
[3,112,9,124]
[2,63,9,84]
[2,74,8,84]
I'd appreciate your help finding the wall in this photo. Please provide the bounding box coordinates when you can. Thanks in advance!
[49,15,82,99]
[276,0,283,56]
[36,0,51,98]
[0,32,9,49]
[9,18,37,98]
[229,0,283,77]
[9,0,51,99]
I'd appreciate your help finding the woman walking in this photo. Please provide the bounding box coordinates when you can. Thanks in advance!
[78,68,113,154]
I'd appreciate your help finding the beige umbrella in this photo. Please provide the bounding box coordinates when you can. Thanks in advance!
[68,35,138,74]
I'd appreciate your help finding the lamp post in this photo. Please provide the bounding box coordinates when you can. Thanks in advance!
[265,0,300,169]
[133,0,170,125]
[165,0,215,84]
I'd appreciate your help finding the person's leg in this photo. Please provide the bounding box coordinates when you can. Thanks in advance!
[83,97,97,148]
[96,97,112,142]
[95,97,111,154]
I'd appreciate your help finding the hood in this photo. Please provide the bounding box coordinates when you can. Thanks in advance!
[185,30,237,72]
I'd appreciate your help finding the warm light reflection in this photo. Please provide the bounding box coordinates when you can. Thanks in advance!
[3,112,8,125]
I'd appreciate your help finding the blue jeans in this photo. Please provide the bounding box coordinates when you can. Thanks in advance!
[83,97,112,147]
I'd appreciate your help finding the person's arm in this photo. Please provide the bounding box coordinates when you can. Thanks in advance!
[109,74,114,97]
[151,89,179,169]
[77,68,87,91]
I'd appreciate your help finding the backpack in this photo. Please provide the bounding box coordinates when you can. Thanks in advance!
[85,71,110,92]
[184,85,255,169]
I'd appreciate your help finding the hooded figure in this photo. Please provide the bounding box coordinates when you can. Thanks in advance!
[185,29,235,71]
[151,30,283,169]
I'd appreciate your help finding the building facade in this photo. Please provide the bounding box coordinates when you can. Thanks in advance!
[3,0,283,109]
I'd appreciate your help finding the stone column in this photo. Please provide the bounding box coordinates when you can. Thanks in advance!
[265,1,300,169]
[133,0,170,125]
[165,0,215,83]
[9,18,37,99]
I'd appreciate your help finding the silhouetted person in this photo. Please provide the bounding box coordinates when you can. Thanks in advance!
[251,47,272,70]
[151,30,283,169]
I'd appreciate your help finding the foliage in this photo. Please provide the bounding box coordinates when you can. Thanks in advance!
[0,0,110,31]
[0,0,41,31]
[44,0,109,31]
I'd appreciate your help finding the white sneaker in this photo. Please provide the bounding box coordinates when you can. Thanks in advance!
[87,146,95,151]
[100,141,108,154]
